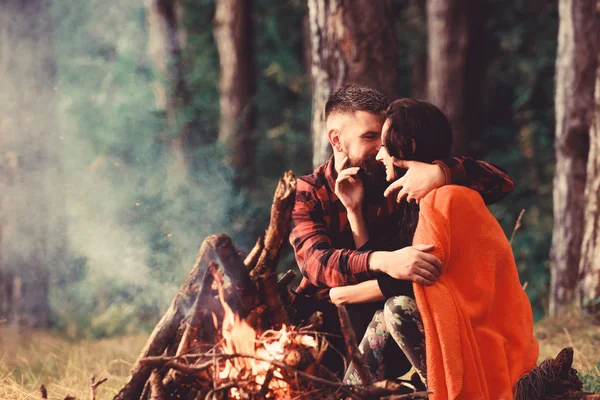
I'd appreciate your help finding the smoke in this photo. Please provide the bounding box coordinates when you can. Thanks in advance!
[40,0,246,336]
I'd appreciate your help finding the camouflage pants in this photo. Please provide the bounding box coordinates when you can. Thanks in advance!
[343,296,427,386]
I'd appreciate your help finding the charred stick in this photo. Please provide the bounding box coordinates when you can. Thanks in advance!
[148,370,165,400]
[337,305,373,386]
[250,172,297,326]
[277,269,296,289]
[258,368,275,397]
[244,236,264,270]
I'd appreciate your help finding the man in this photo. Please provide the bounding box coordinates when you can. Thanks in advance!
[289,84,514,376]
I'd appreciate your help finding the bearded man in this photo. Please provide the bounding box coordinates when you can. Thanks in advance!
[289,84,514,378]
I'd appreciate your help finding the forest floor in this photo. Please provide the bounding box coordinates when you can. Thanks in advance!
[0,314,599,400]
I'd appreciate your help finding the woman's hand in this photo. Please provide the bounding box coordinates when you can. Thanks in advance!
[335,157,364,212]
[384,158,446,203]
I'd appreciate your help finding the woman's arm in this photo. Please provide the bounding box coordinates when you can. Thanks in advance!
[330,280,385,305]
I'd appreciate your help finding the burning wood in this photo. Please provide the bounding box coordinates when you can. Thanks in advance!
[109,171,427,399]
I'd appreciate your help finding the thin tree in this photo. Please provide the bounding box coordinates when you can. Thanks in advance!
[426,0,470,156]
[550,0,599,315]
[213,0,256,186]
[145,0,195,180]
[0,0,66,328]
[307,0,398,168]
[579,32,600,314]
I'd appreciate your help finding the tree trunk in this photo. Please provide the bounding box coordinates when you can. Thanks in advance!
[406,0,427,100]
[579,53,600,314]
[464,0,485,157]
[145,0,195,181]
[426,0,469,156]
[307,0,398,168]
[0,0,66,328]
[213,0,256,186]
[550,0,599,316]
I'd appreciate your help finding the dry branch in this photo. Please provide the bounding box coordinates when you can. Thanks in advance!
[337,305,373,386]
[244,236,264,270]
[90,375,107,400]
[250,171,297,327]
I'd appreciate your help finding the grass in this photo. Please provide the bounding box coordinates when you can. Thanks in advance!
[0,328,147,400]
[1,314,599,399]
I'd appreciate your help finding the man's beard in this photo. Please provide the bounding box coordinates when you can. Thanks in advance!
[348,156,388,203]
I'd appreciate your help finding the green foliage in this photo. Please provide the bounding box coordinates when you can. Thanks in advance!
[580,362,600,392]
[49,0,311,337]
[47,0,558,336]
[481,0,557,319]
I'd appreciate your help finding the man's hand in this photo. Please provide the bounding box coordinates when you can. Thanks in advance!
[335,157,364,212]
[383,159,446,204]
[370,244,443,286]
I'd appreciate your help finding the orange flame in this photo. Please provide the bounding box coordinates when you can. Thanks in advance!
[211,266,316,399]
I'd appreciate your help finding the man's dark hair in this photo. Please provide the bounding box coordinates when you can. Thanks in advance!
[324,84,389,119]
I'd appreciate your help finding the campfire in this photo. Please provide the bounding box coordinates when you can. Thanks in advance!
[108,171,428,400]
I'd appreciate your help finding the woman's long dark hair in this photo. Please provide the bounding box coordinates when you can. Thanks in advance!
[384,99,453,249]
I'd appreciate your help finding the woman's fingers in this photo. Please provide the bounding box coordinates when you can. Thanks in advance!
[396,187,408,203]
[384,177,405,198]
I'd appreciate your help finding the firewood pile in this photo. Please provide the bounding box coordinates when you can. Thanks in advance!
[109,171,427,400]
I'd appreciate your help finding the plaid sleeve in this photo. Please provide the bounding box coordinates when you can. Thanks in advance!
[289,181,373,289]
[433,157,515,205]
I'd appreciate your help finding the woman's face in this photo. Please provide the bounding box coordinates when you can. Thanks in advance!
[375,119,398,182]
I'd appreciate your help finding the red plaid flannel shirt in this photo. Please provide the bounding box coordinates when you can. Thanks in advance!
[289,156,514,295]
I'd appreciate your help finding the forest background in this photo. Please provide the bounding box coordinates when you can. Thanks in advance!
[2,0,600,397]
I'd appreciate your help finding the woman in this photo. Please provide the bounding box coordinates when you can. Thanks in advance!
[330,98,538,399]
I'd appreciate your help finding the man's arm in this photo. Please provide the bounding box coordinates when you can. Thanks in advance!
[432,157,514,204]
[289,183,373,289]
[385,157,514,205]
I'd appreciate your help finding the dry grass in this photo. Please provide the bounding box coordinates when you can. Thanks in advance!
[1,314,599,400]
[535,310,600,376]
[0,327,147,400]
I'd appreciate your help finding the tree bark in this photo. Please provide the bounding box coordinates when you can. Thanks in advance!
[145,0,195,180]
[307,0,398,168]
[213,0,256,186]
[0,0,66,328]
[406,0,427,100]
[579,51,600,314]
[550,0,599,315]
[426,0,470,156]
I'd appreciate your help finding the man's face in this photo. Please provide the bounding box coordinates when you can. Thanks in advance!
[337,111,384,169]
[337,111,387,196]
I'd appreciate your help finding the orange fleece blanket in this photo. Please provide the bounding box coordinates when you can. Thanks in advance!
[412,186,538,400]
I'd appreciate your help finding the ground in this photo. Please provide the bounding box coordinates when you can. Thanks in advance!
[1,315,599,400]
